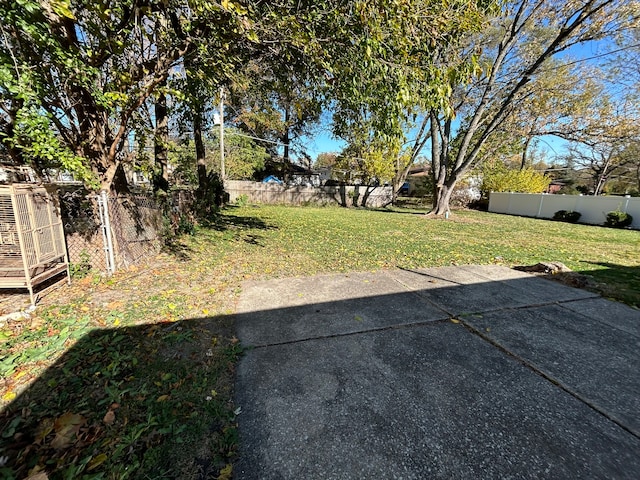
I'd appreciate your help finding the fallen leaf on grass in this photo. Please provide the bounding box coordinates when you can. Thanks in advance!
[87,453,108,471]
[25,471,48,480]
[103,410,115,425]
[218,464,233,480]
[51,412,85,450]
[34,418,54,444]
[156,394,170,402]
[2,391,16,402]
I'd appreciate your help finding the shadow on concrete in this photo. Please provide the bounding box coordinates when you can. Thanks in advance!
[2,267,640,479]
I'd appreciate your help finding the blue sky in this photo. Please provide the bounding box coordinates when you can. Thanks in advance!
[304,129,345,158]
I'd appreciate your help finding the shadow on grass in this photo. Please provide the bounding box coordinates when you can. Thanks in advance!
[368,207,430,216]
[162,239,195,262]
[0,316,241,479]
[578,262,640,308]
[204,212,275,233]
[161,211,277,260]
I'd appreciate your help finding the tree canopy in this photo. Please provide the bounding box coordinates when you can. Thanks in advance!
[0,0,496,192]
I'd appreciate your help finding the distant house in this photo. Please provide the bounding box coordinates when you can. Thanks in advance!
[547,181,565,194]
[257,158,321,187]
[406,166,431,195]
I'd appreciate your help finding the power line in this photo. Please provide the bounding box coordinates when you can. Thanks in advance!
[541,42,640,72]
[226,130,285,146]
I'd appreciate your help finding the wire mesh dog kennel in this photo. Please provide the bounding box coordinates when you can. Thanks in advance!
[0,184,70,305]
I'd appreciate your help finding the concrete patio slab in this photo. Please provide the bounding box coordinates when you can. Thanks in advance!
[236,272,450,346]
[235,323,640,479]
[234,265,640,479]
[464,303,640,436]
[560,297,640,337]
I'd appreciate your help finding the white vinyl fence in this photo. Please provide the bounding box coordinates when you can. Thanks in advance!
[489,192,640,229]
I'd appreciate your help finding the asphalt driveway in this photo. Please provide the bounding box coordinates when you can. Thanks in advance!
[233,265,640,479]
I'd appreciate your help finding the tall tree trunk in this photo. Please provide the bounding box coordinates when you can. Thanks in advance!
[521,135,532,170]
[429,111,454,215]
[193,107,207,192]
[154,89,169,191]
[282,104,290,180]
[594,154,612,196]
[432,181,456,215]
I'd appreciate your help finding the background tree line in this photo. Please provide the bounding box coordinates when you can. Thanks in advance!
[1,0,639,214]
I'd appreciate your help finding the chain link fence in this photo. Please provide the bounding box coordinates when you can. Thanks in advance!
[1,186,195,311]
[57,187,196,275]
[58,188,107,274]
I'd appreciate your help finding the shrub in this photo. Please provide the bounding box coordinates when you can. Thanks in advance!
[604,210,633,228]
[553,210,581,223]
[70,250,92,279]
[481,165,551,197]
[236,194,249,207]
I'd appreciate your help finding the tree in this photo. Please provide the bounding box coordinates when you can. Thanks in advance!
[480,162,551,196]
[314,152,338,169]
[170,129,268,184]
[0,0,263,191]
[1,1,189,190]
[210,128,269,180]
[564,138,640,195]
[1,0,500,195]
[424,0,639,214]
[225,59,323,178]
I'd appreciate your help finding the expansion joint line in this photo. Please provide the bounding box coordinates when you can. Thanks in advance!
[458,318,640,442]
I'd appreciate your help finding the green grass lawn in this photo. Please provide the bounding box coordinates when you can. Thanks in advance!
[208,205,639,305]
[1,205,638,479]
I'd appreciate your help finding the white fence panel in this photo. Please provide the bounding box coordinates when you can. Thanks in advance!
[505,193,540,217]
[575,196,626,226]
[537,194,579,218]
[626,197,640,223]
[487,192,511,213]
[488,192,640,229]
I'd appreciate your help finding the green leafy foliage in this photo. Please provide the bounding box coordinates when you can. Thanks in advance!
[171,133,268,184]
[69,250,92,279]
[481,164,551,197]
[604,210,633,228]
[553,210,582,223]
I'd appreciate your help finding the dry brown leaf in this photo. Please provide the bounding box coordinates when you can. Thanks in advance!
[51,412,85,450]
[103,410,115,425]
[34,418,54,444]
[25,471,49,480]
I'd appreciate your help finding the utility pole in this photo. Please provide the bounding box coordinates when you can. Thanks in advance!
[219,86,225,181]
